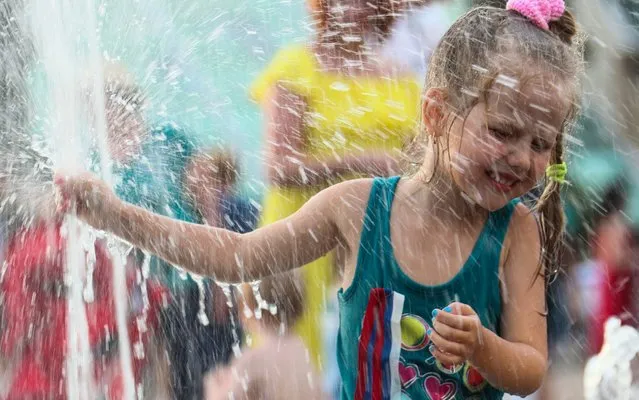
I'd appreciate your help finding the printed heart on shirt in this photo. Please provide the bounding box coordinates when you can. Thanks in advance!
[423,373,457,400]
[399,362,419,387]
[436,360,463,375]
[463,363,487,392]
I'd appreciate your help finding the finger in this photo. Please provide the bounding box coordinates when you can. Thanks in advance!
[427,328,465,356]
[429,345,465,367]
[433,309,474,331]
[56,198,71,214]
[431,320,472,343]
[54,179,75,214]
[54,172,80,192]
[432,308,467,330]
[54,176,70,197]
[448,302,476,316]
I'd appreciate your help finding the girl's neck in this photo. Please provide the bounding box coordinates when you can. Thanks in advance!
[405,167,487,229]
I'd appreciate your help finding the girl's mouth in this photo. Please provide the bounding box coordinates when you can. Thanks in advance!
[486,169,519,192]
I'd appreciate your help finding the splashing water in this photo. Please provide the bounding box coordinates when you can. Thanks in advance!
[107,239,137,399]
[25,0,136,397]
[193,275,211,326]
[61,220,96,398]
[219,282,236,308]
[584,317,639,399]
[250,280,268,320]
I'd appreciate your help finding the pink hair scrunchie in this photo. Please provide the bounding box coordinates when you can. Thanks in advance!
[506,0,565,30]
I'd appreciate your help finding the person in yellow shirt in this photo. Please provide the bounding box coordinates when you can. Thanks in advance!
[250,0,422,368]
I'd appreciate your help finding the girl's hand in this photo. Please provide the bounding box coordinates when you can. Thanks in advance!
[54,172,119,229]
[427,302,484,367]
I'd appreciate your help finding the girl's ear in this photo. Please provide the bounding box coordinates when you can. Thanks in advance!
[422,88,448,140]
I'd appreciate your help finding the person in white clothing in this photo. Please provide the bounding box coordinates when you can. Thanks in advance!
[378,1,453,77]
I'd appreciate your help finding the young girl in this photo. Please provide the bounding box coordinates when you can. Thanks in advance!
[57,0,581,398]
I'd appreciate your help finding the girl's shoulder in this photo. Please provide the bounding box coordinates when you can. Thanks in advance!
[319,178,375,209]
[509,201,539,239]
[502,201,543,268]
[316,177,376,235]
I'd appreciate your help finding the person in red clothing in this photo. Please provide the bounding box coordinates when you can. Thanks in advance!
[589,210,639,354]
[0,220,167,399]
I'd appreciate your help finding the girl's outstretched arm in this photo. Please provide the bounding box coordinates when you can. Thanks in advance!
[471,204,548,395]
[56,173,350,282]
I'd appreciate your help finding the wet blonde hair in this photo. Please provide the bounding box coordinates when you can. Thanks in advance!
[411,6,582,283]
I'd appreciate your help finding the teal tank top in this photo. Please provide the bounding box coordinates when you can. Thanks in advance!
[336,176,518,400]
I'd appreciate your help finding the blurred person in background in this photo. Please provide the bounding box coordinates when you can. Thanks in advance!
[101,66,208,399]
[575,0,639,361]
[0,209,167,399]
[204,270,325,400]
[561,6,639,353]
[0,61,169,395]
[378,0,453,78]
[250,0,422,373]
[589,207,639,353]
[180,147,260,392]
[186,148,259,235]
[100,65,247,399]
[0,1,59,395]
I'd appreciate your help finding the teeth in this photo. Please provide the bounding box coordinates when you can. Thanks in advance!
[488,170,514,186]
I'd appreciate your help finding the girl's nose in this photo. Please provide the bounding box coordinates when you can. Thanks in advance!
[506,142,531,173]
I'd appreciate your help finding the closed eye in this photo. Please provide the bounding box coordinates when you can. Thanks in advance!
[531,137,553,152]
[489,128,513,140]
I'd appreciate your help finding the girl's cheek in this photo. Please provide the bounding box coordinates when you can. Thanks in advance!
[479,141,506,164]
[532,157,550,181]
[478,132,507,156]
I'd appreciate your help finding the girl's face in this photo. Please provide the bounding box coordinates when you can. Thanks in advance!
[442,74,570,211]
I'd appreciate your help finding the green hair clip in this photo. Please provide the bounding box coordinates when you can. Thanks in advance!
[546,162,568,184]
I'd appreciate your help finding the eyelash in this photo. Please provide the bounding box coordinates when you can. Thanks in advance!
[489,128,513,140]
[490,129,552,153]
[531,138,552,152]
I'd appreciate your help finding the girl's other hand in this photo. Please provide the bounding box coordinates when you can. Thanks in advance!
[54,172,119,229]
[427,302,483,367]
